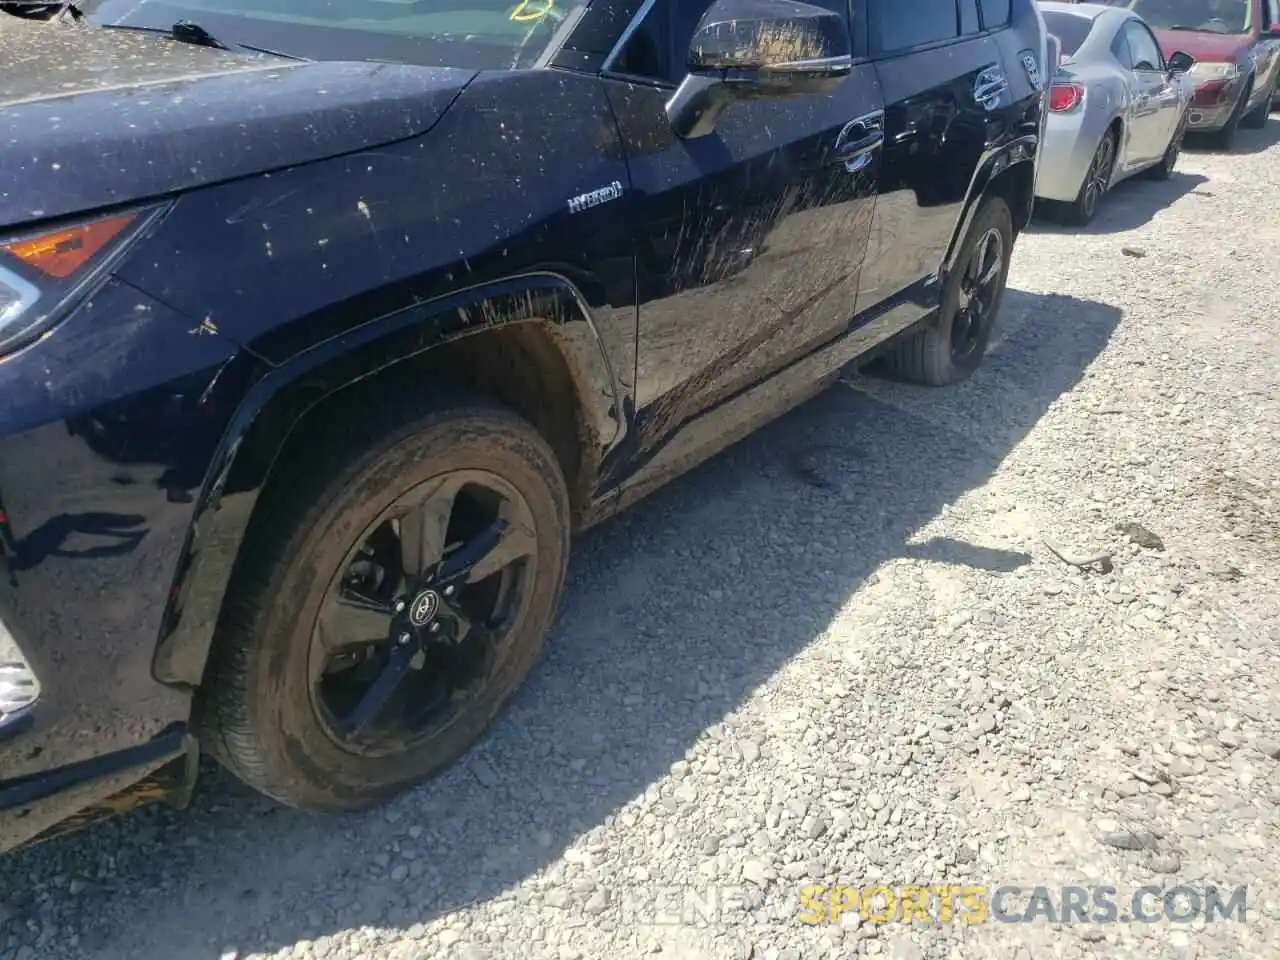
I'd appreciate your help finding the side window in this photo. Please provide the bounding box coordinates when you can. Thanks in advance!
[1124,20,1164,72]
[978,0,1011,28]
[1266,0,1280,28]
[872,0,959,52]
[612,0,852,86]
[1111,29,1132,69]
[611,0,695,84]
[960,0,981,34]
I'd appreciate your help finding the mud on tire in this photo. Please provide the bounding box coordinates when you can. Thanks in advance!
[195,391,571,811]
[878,194,1014,387]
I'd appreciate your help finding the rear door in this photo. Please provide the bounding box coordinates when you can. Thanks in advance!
[854,0,1008,327]
[598,0,885,493]
[1117,16,1176,163]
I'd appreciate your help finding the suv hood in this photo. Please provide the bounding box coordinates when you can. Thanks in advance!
[1151,28,1252,63]
[0,16,476,226]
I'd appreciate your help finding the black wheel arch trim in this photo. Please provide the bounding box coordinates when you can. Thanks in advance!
[151,271,626,690]
[940,132,1039,284]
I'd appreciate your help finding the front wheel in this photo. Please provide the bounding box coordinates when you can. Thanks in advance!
[196,393,571,811]
[879,194,1013,387]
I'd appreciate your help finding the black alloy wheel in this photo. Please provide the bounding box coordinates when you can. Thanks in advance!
[877,194,1013,387]
[197,393,570,811]
[949,225,1004,367]
[311,470,539,755]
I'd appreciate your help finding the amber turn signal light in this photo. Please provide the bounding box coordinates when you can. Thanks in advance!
[2,212,138,279]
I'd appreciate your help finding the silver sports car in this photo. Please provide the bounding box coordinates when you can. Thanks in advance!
[1035,1,1198,225]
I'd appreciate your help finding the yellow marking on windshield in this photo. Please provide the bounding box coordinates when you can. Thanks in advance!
[509,0,555,21]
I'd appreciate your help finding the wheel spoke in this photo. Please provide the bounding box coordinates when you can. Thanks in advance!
[397,476,464,584]
[311,467,541,755]
[977,248,1002,287]
[1092,141,1112,192]
[337,642,417,737]
[964,249,983,288]
[437,510,537,586]
[317,589,394,655]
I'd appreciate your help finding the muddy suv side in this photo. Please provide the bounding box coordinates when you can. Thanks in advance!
[0,0,1047,851]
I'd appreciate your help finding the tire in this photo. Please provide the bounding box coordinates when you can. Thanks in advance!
[879,194,1013,387]
[1212,81,1251,147]
[1061,128,1117,227]
[1241,81,1271,130]
[195,392,571,811]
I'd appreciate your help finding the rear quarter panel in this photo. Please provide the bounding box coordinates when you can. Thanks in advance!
[1036,62,1127,201]
[949,0,1047,240]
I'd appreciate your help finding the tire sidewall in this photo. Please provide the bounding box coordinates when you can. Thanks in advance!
[1219,81,1251,143]
[1071,130,1116,226]
[240,408,569,808]
[938,195,1014,380]
[1241,79,1270,128]
[1158,112,1188,177]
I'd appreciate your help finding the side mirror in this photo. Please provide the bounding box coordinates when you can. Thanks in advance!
[1270,23,1280,35]
[1167,51,1196,73]
[666,0,853,139]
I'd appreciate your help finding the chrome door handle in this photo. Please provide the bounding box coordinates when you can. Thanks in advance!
[974,67,1008,111]
[833,112,885,173]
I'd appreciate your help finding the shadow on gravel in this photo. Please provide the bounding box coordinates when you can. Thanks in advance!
[1184,113,1280,156]
[899,536,1032,573]
[0,290,1123,960]
[1028,170,1207,236]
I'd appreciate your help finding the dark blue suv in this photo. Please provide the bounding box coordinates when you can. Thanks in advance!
[0,0,1048,853]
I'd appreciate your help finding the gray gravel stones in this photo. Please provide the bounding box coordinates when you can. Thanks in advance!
[1,127,1280,960]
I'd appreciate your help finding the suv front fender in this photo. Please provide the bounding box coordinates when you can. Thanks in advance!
[150,271,626,690]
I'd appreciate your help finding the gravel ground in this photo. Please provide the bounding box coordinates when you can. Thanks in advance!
[2,120,1279,960]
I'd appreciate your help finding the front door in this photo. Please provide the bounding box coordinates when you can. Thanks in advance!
[1119,18,1176,164]
[597,0,884,494]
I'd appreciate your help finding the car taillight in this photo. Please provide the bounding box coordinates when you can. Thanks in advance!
[1193,78,1231,105]
[0,203,167,355]
[1048,83,1085,112]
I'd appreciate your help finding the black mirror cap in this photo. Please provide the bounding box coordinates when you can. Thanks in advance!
[1167,51,1196,73]
[687,0,853,75]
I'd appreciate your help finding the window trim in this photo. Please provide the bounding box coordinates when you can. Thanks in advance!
[1111,30,1130,69]
[1123,17,1166,73]
[868,0,999,59]
[601,0,659,75]
[975,0,1011,33]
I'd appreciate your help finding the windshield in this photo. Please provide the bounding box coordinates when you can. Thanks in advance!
[1042,11,1096,57]
[76,0,587,69]
[1120,0,1252,34]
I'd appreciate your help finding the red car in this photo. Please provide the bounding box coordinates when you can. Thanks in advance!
[1104,0,1280,146]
